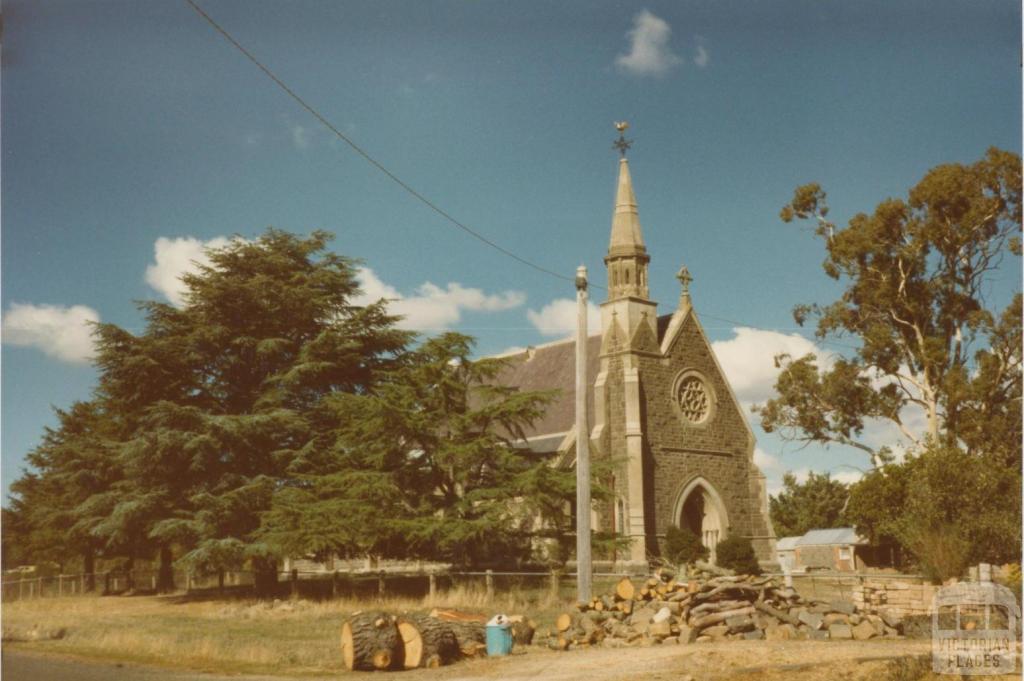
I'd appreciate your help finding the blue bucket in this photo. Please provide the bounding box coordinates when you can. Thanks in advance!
[485,623,513,656]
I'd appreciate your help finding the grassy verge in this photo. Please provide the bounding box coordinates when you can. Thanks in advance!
[1,582,593,677]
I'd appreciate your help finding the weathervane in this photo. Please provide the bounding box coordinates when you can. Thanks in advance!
[613,121,633,157]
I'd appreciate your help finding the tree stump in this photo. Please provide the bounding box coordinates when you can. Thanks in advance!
[340,612,402,671]
[397,614,459,669]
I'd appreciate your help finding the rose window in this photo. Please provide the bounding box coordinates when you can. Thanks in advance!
[677,376,710,423]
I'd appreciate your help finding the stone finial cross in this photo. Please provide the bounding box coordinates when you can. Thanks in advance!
[676,265,693,294]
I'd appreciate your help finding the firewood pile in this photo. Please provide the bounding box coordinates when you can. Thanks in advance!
[340,608,536,671]
[546,566,902,649]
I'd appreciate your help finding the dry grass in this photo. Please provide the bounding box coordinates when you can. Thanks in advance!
[1,584,574,676]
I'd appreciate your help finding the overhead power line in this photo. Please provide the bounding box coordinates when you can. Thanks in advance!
[184,0,576,287]
[183,0,863,353]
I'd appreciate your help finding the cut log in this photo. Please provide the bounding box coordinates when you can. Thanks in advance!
[555,612,577,632]
[509,617,536,646]
[690,599,749,616]
[690,606,756,631]
[615,577,636,601]
[429,608,487,623]
[340,612,402,671]
[694,560,734,577]
[397,614,459,669]
[754,601,801,627]
[439,619,487,658]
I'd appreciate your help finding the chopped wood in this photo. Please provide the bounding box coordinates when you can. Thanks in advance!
[690,606,756,631]
[555,612,574,632]
[614,577,636,601]
[753,601,801,627]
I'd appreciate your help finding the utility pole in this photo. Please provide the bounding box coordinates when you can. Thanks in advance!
[575,265,592,603]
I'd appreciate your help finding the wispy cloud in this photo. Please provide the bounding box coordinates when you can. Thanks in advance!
[145,236,234,308]
[290,124,311,149]
[694,44,710,68]
[527,298,600,337]
[2,302,100,364]
[354,267,525,332]
[615,10,682,77]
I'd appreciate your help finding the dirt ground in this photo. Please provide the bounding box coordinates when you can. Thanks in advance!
[7,638,1022,681]
[431,639,932,681]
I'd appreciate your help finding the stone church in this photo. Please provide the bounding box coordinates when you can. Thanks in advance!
[495,141,776,567]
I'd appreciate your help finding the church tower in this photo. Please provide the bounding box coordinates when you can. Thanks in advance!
[589,122,776,567]
[591,123,660,564]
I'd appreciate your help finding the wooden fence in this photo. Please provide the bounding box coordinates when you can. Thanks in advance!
[1,568,634,603]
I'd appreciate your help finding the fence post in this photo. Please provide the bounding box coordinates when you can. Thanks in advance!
[332,570,340,599]
[428,573,437,601]
[377,572,386,600]
[58,574,63,597]
[19,579,24,600]
[485,569,494,601]
[549,569,560,601]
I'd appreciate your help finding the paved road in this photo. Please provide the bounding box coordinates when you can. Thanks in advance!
[1,650,303,681]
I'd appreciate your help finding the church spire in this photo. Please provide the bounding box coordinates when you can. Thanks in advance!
[605,122,650,300]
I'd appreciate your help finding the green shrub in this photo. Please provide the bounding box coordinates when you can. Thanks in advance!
[662,526,708,565]
[715,535,761,575]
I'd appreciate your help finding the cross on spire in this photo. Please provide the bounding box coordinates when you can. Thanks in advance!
[613,121,633,157]
[676,265,693,294]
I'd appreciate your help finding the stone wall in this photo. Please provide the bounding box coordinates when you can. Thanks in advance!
[852,578,937,618]
[639,313,774,560]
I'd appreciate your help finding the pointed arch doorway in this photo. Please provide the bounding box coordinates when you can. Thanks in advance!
[673,477,728,565]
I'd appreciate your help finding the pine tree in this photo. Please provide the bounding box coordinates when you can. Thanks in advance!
[261,332,596,567]
[92,230,411,592]
[7,400,122,587]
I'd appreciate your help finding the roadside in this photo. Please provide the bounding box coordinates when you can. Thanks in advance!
[3,638,959,681]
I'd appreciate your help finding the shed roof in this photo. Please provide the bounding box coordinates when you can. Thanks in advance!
[797,528,867,546]
[775,536,802,551]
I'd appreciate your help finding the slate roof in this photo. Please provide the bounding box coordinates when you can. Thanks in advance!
[797,528,867,546]
[490,313,676,452]
[490,333,601,451]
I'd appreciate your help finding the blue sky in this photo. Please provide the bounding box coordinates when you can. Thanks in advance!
[3,0,1021,501]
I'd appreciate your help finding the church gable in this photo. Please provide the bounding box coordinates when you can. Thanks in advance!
[654,310,753,455]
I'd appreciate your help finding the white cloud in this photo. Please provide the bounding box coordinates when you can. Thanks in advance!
[711,327,831,409]
[615,10,682,77]
[832,469,864,485]
[753,446,780,471]
[2,303,100,364]
[694,44,710,68]
[291,124,311,149]
[145,236,233,308]
[354,267,525,331]
[527,298,601,337]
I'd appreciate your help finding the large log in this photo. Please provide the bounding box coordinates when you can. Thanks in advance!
[397,614,459,669]
[340,612,402,671]
[442,619,487,658]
